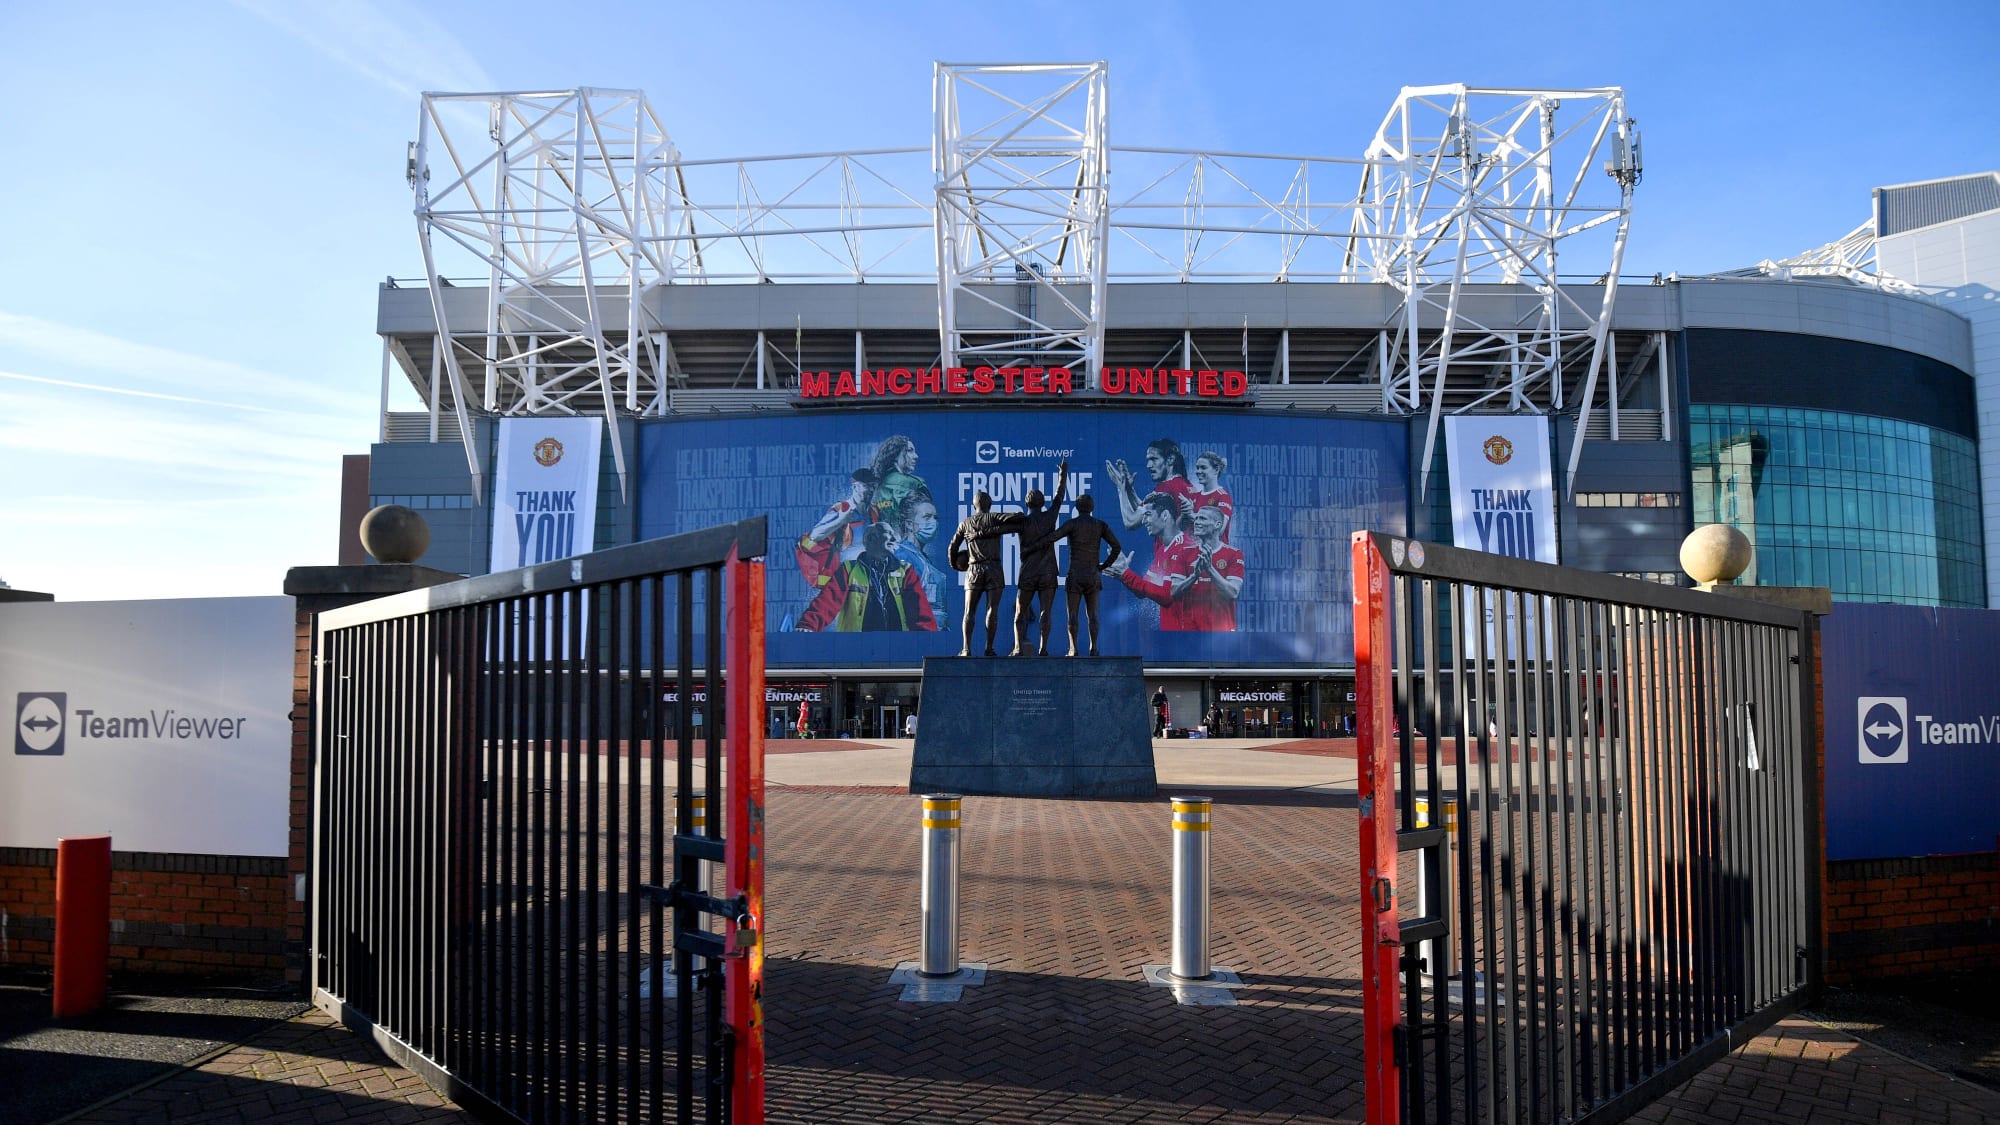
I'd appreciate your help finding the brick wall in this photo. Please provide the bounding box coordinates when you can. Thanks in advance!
[0,848,288,974]
[1825,852,2000,983]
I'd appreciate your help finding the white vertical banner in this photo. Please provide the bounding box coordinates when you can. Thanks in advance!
[1443,415,1557,564]
[1445,416,1558,668]
[490,418,603,573]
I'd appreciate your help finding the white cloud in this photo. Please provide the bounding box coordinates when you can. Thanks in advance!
[229,0,496,100]
[0,314,372,415]
[0,385,356,485]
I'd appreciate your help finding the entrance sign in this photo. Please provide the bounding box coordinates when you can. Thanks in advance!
[490,417,602,573]
[1,597,294,854]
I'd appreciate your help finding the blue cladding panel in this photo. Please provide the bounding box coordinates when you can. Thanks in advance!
[1822,603,2000,860]
[636,410,1408,666]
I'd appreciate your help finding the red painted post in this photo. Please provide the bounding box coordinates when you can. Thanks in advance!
[725,555,767,1124]
[1351,533,1401,1125]
[52,834,113,1019]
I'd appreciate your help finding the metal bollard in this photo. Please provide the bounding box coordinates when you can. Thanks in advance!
[689,791,709,888]
[690,792,707,967]
[1441,798,1458,976]
[1170,796,1212,980]
[919,794,962,976]
[1415,797,1459,983]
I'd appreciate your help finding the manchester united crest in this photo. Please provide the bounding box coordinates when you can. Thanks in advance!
[533,437,565,467]
[1482,435,1514,465]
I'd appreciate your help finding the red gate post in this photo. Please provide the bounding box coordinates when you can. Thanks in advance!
[1351,533,1401,1124]
[52,834,113,1019]
[725,555,767,1123]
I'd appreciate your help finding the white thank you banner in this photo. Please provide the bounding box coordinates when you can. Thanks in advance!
[491,418,603,573]
[1443,415,1557,564]
[1445,416,1558,666]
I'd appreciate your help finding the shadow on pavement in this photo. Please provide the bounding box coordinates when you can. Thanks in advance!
[0,971,305,1125]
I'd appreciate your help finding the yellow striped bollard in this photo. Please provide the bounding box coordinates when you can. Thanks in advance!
[920,794,962,976]
[1171,796,1213,980]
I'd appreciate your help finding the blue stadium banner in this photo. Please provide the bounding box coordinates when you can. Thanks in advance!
[637,410,1408,665]
[1822,603,2000,860]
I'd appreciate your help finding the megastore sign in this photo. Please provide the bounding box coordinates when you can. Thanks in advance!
[638,409,1407,665]
[1,597,295,855]
[1823,604,2000,860]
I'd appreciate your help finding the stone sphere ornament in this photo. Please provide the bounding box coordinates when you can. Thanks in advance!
[1680,523,1752,586]
[360,504,431,564]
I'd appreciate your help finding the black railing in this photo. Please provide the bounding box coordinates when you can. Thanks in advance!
[311,517,767,1124]
[1354,532,1821,1125]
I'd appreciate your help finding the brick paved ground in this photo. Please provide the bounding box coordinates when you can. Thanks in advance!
[61,1006,472,1124]
[59,784,2000,1123]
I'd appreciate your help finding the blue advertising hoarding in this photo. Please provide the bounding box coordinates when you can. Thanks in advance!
[1822,603,2000,860]
[636,409,1408,666]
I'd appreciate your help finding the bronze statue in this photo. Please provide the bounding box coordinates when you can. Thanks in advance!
[1012,460,1070,656]
[947,491,1025,656]
[1040,491,1121,656]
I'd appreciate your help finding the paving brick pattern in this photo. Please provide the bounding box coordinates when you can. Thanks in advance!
[64,1007,472,1124]
[65,785,2000,1124]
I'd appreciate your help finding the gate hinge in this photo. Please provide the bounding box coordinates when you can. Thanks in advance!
[642,883,757,955]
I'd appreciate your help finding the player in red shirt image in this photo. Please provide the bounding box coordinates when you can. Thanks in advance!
[1190,450,1233,541]
[1107,438,1194,533]
[1102,495,1244,632]
[1166,504,1244,631]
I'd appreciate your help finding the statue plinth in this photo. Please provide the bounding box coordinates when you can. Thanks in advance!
[910,655,1157,797]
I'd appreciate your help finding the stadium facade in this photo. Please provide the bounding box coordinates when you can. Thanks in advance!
[356,69,1991,740]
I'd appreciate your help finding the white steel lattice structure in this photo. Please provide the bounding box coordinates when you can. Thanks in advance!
[410,88,688,496]
[394,73,1651,490]
[1720,219,1916,295]
[934,63,1110,380]
[1351,85,1642,490]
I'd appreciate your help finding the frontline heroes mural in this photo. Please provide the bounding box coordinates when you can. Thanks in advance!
[636,410,1408,665]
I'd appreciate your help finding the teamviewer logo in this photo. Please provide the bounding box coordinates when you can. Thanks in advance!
[1857,696,1907,764]
[975,440,1000,464]
[16,692,66,756]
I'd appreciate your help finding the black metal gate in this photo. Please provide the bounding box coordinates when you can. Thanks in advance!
[1353,532,1820,1124]
[311,518,768,1124]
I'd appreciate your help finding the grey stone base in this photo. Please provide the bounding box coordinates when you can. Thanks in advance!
[910,656,1156,798]
[1142,963,1247,1007]
[889,961,987,1003]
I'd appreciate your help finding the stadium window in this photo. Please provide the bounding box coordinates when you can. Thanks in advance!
[1575,491,1682,509]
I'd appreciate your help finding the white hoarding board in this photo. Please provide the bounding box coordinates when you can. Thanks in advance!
[1,597,295,855]
[1443,415,1558,564]
[490,417,603,574]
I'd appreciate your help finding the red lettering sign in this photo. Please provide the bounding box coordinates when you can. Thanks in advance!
[794,365,1248,402]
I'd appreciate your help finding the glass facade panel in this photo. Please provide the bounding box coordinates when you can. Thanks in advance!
[1688,406,1985,607]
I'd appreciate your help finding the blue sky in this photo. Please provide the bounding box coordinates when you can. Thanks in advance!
[2,0,1995,600]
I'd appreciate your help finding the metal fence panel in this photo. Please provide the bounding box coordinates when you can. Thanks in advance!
[311,518,768,1124]
[1353,532,1820,1125]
